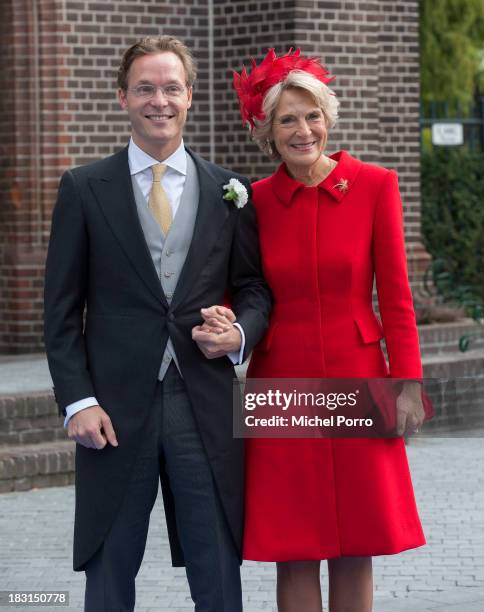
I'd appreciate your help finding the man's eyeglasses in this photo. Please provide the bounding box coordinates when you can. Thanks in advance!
[129,84,187,99]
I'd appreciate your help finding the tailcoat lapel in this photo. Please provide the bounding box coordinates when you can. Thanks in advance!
[170,148,230,311]
[87,147,168,308]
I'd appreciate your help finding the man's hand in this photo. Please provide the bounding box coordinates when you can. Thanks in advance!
[396,381,425,436]
[192,325,242,358]
[67,405,118,450]
[192,306,241,358]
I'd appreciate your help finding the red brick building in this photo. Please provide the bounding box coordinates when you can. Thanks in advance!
[0,0,428,354]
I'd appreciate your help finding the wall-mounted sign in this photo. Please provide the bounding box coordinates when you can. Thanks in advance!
[432,123,464,146]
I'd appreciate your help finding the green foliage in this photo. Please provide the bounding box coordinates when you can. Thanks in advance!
[421,148,484,316]
[421,126,433,154]
[420,0,484,111]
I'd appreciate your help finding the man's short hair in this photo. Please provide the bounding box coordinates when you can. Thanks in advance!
[117,35,197,91]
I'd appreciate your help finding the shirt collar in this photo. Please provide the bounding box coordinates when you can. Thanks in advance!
[271,150,362,206]
[128,137,187,176]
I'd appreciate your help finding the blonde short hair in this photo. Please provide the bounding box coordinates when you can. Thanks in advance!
[251,70,339,159]
[117,35,196,91]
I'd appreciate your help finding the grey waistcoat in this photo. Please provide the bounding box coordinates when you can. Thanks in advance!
[131,153,199,380]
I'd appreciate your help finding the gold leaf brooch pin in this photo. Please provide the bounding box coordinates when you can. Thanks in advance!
[333,178,349,193]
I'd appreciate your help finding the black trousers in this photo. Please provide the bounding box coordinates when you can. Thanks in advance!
[84,363,242,611]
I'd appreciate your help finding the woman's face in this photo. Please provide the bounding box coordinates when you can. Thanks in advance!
[271,88,328,170]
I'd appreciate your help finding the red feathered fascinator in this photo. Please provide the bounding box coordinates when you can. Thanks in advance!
[233,48,335,129]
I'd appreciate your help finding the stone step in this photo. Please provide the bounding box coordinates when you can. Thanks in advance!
[0,347,482,494]
[0,427,66,446]
[419,319,484,354]
[0,392,57,418]
[0,440,75,493]
[0,392,64,445]
[420,350,483,434]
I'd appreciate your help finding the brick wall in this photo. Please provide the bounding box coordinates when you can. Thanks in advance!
[60,0,210,166]
[0,0,426,353]
[0,0,57,354]
[376,1,430,284]
[213,0,297,179]
[0,0,211,353]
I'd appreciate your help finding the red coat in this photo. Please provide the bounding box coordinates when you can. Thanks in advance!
[244,150,425,560]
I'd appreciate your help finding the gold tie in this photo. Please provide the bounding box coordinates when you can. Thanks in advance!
[149,163,172,235]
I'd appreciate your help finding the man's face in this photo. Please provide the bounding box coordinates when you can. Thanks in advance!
[118,52,192,158]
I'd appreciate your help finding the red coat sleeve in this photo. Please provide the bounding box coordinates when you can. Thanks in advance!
[372,170,423,378]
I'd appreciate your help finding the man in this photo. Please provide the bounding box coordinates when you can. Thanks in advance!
[44,36,271,611]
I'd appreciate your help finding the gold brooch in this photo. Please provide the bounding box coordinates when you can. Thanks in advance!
[333,178,349,193]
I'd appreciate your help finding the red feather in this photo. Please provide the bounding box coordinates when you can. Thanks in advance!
[233,48,335,129]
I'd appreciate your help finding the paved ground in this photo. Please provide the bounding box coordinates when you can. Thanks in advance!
[1,355,483,610]
[0,437,483,611]
[0,354,52,396]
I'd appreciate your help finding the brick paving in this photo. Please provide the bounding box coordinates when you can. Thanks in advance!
[0,437,483,611]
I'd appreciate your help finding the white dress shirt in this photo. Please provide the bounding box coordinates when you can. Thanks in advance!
[64,138,245,426]
[128,137,187,219]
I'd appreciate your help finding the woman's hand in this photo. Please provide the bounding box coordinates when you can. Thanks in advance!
[396,381,425,436]
[191,305,241,359]
[198,305,236,334]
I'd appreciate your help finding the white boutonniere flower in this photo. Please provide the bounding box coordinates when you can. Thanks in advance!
[223,178,248,208]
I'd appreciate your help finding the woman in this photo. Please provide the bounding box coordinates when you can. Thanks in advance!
[231,49,426,612]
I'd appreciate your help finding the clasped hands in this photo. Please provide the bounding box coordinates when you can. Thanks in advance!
[68,305,240,449]
[191,305,241,359]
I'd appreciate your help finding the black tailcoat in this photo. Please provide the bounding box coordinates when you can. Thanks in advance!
[44,146,271,570]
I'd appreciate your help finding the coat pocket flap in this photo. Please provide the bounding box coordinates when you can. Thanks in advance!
[354,314,384,344]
